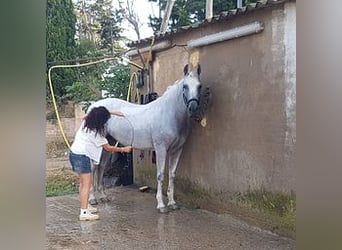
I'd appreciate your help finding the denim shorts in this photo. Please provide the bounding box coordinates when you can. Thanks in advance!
[69,151,91,174]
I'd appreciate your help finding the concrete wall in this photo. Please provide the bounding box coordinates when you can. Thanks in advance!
[46,103,86,143]
[131,2,296,194]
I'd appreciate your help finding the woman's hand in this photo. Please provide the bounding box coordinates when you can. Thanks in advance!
[110,111,124,116]
[121,146,132,153]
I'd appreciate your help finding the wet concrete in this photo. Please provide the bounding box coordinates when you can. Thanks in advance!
[46,186,295,250]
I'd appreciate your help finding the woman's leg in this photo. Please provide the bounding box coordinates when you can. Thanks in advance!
[79,173,92,209]
[79,172,99,220]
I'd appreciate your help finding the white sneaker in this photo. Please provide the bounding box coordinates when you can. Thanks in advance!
[79,211,99,221]
[88,204,98,213]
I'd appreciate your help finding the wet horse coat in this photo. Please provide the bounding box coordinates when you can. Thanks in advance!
[88,65,202,212]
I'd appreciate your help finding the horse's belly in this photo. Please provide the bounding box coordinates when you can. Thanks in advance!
[131,128,153,149]
[106,117,153,149]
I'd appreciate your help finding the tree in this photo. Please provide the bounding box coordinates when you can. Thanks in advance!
[63,0,129,109]
[47,0,130,109]
[46,0,77,104]
[101,63,131,100]
[148,0,258,33]
[75,0,124,54]
[64,39,106,106]
[117,0,143,41]
[74,0,96,43]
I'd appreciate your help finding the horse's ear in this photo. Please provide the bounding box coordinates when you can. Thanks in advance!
[183,64,189,75]
[197,64,201,76]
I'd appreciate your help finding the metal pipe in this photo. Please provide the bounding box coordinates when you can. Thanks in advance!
[187,21,264,48]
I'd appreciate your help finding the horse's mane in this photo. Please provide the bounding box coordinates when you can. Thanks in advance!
[161,79,183,97]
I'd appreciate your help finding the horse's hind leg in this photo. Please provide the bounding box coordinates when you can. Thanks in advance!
[155,147,168,213]
[97,150,116,202]
[97,164,109,202]
[167,148,183,210]
[89,163,98,205]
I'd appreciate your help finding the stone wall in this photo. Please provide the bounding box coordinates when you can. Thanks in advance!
[46,118,75,143]
[46,103,86,143]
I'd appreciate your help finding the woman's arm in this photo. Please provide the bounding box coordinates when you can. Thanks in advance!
[103,143,132,153]
[110,111,124,116]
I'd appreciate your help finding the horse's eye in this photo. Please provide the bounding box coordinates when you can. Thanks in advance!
[198,85,202,91]
[183,85,188,90]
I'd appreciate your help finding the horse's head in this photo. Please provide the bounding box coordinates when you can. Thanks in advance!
[182,64,202,118]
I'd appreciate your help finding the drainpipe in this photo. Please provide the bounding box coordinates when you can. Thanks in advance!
[125,40,172,57]
[187,21,264,48]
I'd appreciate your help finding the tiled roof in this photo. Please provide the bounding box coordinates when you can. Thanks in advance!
[127,0,294,48]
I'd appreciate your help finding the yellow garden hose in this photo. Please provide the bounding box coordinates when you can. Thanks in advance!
[48,56,142,149]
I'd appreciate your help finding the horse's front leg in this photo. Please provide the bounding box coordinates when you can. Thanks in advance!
[167,148,183,210]
[155,147,168,213]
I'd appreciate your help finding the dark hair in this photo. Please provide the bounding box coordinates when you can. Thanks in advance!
[83,106,110,137]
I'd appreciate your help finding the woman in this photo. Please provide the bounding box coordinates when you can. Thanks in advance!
[69,106,132,221]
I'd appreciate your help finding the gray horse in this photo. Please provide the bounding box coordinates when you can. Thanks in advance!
[88,64,202,213]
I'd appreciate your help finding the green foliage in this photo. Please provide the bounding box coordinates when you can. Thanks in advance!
[47,0,128,107]
[101,63,130,100]
[148,0,205,32]
[235,190,296,217]
[46,0,77,104]
[46,0,77,62]
[148,0,258,33]
[46,168,79,197]
[63,39,103,106]
[65,81,102,103]
[64,38,130,105]
[97,8,125,53]
[75,0,124,54]
[234,190,296,233]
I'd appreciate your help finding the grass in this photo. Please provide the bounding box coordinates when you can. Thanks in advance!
[171,177,296,239]
[233,189,296,235]
[46,167,79,197]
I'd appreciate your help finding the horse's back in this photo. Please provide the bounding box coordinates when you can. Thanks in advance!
[90,98,154,148]
[89,98,137,112]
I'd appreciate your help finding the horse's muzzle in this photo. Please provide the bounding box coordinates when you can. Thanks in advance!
[187,98,199,116]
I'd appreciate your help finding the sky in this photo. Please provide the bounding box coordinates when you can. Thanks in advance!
[113,0,159,41]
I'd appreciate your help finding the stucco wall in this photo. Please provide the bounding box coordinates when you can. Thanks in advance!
[132,2,296,194]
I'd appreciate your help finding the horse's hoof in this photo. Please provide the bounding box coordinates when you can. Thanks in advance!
[89,199,98,205]
[168,204,180,211]
[158,207,169,214]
